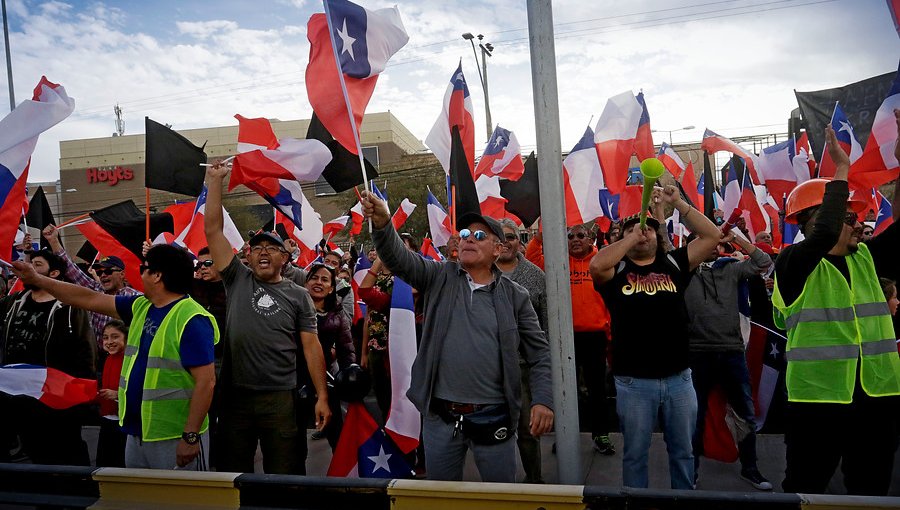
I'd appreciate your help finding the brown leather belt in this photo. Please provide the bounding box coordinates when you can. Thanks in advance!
[437,400,487,416]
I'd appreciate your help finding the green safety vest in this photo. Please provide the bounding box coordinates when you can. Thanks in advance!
[118,297,220,441]
[773,243,900,404]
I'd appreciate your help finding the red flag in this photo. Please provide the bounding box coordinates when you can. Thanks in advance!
[76,221,146,293]
[617,185,644,218]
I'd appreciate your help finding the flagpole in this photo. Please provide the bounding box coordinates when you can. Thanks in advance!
[144,188,151,243]
[817,101,839,178]
[321,0,373,232]
[55,212,90,230]
[527,0,581,484]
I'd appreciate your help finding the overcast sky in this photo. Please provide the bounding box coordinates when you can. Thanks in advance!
[2,0,898,183]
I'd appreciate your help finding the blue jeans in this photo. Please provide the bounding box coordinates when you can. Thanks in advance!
[615,369,698,489]
[422,412,518,482]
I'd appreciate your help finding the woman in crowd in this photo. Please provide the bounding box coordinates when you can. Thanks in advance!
[303,264,356,450]
[96,320,128,467]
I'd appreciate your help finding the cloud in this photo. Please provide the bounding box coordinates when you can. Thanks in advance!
[2,0,898,184]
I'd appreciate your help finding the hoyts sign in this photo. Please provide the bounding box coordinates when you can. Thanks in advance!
[86,166,134,186]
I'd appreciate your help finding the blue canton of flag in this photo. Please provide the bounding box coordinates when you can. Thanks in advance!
[357,427,413,478]
[324,0,409,80]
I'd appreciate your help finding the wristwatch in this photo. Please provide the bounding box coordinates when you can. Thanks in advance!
[182,431,200,445]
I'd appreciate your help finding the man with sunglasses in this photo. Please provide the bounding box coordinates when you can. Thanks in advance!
[42,226,140,356]
[526,223,615,455]
[360,191,554,483]
[772,119,900,496]
[204,162,330,475]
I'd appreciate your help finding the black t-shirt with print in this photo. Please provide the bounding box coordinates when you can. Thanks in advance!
[5,298,55,365]
[598,247,693,378]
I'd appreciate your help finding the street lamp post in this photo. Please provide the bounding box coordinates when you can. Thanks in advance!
[2,0,15,112]
[462,32,494,140]
[652,125,695,145]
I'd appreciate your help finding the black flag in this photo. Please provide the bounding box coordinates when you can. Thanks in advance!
[306,113,378,192]
[75,240,97,264]
[90,200,174,258]
[449,126,481,221]
[499,152,541,227]
[145,117,207,196]
[25,186,56,249]
[703,151,715,220]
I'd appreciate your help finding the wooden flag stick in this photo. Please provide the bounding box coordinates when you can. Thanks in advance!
[55,212,91,230]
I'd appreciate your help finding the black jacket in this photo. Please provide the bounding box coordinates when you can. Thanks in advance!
[0,291,96,379]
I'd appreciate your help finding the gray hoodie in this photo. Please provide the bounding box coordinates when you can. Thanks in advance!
[685,249,772,352]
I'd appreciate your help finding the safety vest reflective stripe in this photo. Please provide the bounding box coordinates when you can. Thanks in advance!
[143,388,194,401]
[146,357,184,371]
[784,307,854,330]
[786,344,859,362]
[854,302,891,318]
[123,344,138,356]
[861,338,899,356]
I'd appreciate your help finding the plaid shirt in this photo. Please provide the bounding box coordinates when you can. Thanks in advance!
[56,249,141,346]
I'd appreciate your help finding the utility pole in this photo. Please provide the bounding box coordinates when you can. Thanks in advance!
[462,32,494,140]
[2,0,14,112]
[526,0,581,485]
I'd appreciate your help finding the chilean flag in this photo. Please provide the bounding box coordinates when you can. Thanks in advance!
[598,189,621,222]
[371,181,388,209]
[851,65,900,188]
[390,198,417,230]
[323,215,350,239]
[351,250,372,322]
[327,402,413,478]
[474,126,525,181]
[384,277,420,453]
[426,190,452,247]
[349,201,364,236]
[230,114,332,189]
[475,174,508,219]
[425,63,476,176]
[270,184,323,251]
[0,77,74,261]
[616,185,645,218]
[594,91,642,194]
[681,161,701,211]
[0,364,97,409]
[633,92,655,161]
[817,103,862,179]
[701,129,763,184]
[563,126,606,226]
[722,160,768,238]
[874,190,894,236]
[170,185,244,255]
[658,142,686,180]
[758,138,809,208]
[796,132,816,180]
[420,237,443,261]
[306,1,408,154]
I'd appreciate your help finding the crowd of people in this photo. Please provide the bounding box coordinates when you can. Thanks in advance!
[0,119,898,496]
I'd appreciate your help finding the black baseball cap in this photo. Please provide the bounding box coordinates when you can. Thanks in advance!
[92,255,125,271]
[621,214,660,231]
[457,212,505,241]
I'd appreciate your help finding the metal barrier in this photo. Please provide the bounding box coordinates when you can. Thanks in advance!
[0,463,898,510]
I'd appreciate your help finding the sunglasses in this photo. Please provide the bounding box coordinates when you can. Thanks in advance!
[459,228,488,241]
[843,212,859,226]
[93,267,120,276]
[195,260,214,270]
[567,232,587,240]
[250,245,286,255]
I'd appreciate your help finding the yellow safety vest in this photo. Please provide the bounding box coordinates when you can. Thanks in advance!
[118,297,219,441]
[773,243,900,403]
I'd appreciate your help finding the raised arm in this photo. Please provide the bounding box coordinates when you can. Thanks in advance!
[43,225,103,291]
[662,184,720,271]
[204,162,238,273]
[361,191,441,291]
[589,227,642,286]
[11,261,118,318]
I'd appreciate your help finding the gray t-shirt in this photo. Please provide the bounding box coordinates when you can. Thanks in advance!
[221,256,318,390]
[433,274,505,404]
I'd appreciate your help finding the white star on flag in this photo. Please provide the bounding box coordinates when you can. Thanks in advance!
[769,344,780,358]
[367,445,392,474]
[337,19,356,60]
[493,134,505,148]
